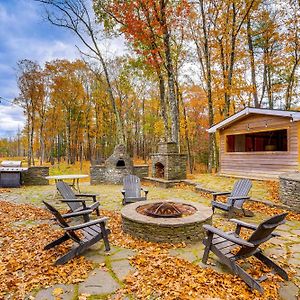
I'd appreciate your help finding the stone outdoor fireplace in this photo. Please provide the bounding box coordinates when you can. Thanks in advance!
[105,144,133,172]
[90,144,149,184]
[151,142,187,181]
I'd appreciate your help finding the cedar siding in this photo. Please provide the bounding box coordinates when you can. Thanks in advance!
[219,114,299,179]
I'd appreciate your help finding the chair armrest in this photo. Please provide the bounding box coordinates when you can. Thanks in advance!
[62,209,93,218]
[212,192,231,196]
[228,196,250,201]
[230,218,281,237]
[203,224,254,247]
[65,217,109,231]
[230,218,258,230]
[75,193,98,197]
[60,198,94,202]
[212,191,231,201]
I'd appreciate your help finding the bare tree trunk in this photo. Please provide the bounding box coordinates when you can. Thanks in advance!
[66,110,72,164]
[161,1,179,144]
[178,89,193,173]
[247,17,259,107]
[157,72,169,140]
[27,119,31,167]
[285,60,299,109]
[266,60,273,109]
[57,134,61,164]
[39,122,45,165]
[30,115,35,166]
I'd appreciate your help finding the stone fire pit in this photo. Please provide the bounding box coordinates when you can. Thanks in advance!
[121,199,212,243]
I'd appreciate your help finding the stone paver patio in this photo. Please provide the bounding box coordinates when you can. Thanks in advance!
[1,183,300,299]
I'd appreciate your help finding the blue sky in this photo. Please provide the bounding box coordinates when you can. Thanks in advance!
[0,0,81,138]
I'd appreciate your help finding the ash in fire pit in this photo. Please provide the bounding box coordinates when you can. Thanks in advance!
[145,202,182,218]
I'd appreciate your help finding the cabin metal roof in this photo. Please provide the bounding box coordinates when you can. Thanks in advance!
[208,107,300,133]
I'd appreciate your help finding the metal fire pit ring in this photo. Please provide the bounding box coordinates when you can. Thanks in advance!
[121,199,213,243]
[144,202,183,218]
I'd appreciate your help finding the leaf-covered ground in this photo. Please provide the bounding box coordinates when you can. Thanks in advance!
[0,179,299,299]
[121,249,284,300]
[0,201,93,299]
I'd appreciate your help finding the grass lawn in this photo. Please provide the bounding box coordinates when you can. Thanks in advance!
[1,157,279,203]
[189,173,277,202]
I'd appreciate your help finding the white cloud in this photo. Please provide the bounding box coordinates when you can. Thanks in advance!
[0,105,24,138]
[6,37,79,65]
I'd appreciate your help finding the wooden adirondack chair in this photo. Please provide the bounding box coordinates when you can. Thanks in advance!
[202,213,288,293]
[211,179,253,218]
[56,181,100,221]
[122,175,148,205]
[43,201,110,265]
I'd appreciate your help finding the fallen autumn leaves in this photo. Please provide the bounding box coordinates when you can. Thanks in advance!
[0,200,93,299]
[0,200,291,300]
[102,210,285,300]
[120,249,283,300]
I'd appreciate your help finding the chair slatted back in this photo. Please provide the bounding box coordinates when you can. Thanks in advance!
[43,201,81,243]
[56,181,81,211]
[123,175,141,198]
[236,213,288,257]
[228,179,252,209]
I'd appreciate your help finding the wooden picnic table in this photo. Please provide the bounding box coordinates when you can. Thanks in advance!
[45,174,89,193]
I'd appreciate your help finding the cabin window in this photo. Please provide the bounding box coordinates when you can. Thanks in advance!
[226,129,288,152]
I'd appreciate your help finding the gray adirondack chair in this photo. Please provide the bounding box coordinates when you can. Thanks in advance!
[56,181,100,221]
[202,213,288,293]
[43,201,110,265]
[211,179,253,218]
[122,175,148,205]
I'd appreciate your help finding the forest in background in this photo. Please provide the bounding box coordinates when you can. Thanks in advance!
[0,0,299,173]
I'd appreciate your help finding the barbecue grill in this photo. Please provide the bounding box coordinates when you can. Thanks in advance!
[0,161,28,188]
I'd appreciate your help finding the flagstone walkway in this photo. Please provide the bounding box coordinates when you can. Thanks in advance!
[1,183,299,299]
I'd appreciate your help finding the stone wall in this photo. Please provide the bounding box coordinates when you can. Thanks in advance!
[133,165,149,178]
[90,165,106,185]
[90,165,149,185]
[22,167,49,186]
[122,217,210,243]
[279,172,300,212]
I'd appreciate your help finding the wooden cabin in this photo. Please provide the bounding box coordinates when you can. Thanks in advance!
[208,108,300,179]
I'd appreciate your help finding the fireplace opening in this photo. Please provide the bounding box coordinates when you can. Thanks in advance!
[155,162,164,178]
[116,159,125,167]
